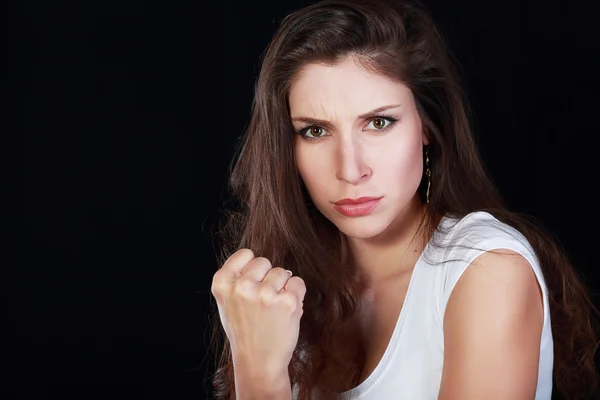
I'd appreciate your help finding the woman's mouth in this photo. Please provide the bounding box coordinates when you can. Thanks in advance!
[333,196,383,217]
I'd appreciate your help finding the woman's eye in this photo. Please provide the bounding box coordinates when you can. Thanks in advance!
[304,126,326,138]
[366,117,394,130]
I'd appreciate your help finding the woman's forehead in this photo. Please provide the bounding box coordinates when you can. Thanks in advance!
[289,59,413,120]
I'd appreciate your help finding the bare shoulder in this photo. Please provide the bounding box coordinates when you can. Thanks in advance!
[439,249,544,400]
[454,249,542,302]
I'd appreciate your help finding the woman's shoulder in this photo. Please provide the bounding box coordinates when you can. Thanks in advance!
[436,210,532,253]
[429,210,548,309]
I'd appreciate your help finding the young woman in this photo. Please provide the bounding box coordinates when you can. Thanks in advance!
[209,0,599,399]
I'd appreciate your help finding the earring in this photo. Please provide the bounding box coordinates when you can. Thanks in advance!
[425,146,431,204]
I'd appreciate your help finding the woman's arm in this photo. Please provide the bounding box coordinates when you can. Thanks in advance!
[438,249,544,400]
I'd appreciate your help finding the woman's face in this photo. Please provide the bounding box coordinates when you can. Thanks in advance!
[289,56,428,240]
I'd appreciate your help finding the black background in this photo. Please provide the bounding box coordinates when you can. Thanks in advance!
[11,0,600,399]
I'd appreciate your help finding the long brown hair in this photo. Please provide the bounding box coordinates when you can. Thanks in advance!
[208,0,599,398]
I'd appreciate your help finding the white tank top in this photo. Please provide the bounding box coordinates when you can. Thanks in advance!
[296,211,554,399]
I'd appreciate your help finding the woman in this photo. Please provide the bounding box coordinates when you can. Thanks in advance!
[209,0,599,399]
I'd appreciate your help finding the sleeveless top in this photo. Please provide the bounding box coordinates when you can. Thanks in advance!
[295,211,554,399]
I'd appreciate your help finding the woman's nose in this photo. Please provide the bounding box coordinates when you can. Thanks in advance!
[334,137,371,185]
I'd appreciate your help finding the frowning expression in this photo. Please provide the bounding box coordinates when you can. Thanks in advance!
[289,56,428,239]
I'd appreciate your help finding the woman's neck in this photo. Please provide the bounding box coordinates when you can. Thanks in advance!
[346,196,428,286]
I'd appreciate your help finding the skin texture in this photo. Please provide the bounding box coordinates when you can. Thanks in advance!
[289,56,545,398]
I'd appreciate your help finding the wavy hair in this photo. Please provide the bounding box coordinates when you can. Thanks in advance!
[209,0,599,398]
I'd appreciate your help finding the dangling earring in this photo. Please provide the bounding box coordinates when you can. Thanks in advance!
[425,145,431,204]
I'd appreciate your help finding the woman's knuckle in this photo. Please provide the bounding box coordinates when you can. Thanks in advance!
[211,275,225,297]
[236,248,254,259]
[279,293,297,312]
[210,282,220,298]
[258,287,276,304]
[254,257,272,268]
[234,278,256,299]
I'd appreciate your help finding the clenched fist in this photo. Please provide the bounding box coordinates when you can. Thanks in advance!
[211,248,307,381]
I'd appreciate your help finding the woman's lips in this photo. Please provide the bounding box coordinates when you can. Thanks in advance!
[333,197,383,217]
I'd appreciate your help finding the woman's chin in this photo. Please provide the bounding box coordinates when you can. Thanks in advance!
[332,217,391,240]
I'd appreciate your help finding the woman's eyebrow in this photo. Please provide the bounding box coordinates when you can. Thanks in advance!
[291,104,403,126]
[290,116,332,127]
[357,104,402,118]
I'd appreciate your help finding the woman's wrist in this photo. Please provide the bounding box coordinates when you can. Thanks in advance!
[233,359,292,400]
